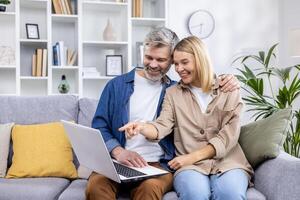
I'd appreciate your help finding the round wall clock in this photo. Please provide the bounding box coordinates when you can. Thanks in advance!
[188,9,215,39]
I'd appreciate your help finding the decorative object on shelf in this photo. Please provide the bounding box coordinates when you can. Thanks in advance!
[0,46,15,65]
[0,0,10,12]
[82,67,101,78]
[26,23,40,39]
[106,55,123,76]
[188,9,215,39]
[58,75,70,94]
[103,18,117,41]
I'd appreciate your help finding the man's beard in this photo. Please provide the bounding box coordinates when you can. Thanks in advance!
[144,65,168,82]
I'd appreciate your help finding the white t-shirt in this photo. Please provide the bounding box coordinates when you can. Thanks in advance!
[190,86,212,113]
[125,72,164,162]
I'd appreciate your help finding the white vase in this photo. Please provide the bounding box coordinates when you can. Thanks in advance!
[103,18,117,41]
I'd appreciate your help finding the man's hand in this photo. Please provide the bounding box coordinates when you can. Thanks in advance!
[168,154,195,170]
[219,74,240,92]
[111,146,147,168]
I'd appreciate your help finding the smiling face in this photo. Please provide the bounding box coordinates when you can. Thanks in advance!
[141,45,172,81]
[173,50,201,87]
[173,36,214,92]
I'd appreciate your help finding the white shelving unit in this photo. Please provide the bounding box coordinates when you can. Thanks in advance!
[0,0,168,99]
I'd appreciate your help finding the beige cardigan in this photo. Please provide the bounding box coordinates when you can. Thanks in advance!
[150,80,254,178]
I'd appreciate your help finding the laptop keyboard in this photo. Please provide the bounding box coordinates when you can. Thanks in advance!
[113,162,146,178]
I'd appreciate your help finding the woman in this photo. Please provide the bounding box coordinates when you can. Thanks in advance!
[119,36,253,200]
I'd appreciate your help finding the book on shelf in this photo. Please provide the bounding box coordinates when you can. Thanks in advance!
[32,53,37,76]
[42,49,48,77]
[52,0,73,15]
[133,0,143,17]
[36,48,43,77]
[53,41,77,66]
[52,0,62,14]
[32,48,47,77]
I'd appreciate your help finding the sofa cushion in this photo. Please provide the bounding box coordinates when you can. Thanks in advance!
[58,179,87,200]
[0,95,79,124]
[0,123,14,178]
[239,108,292,168]
[6,122,77,179]
[77,98,98,179]
[0,177,70,200]
[78,98,98,127]
[247,187,266,200]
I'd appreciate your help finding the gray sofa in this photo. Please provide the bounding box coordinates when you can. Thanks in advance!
[0,95,299,200]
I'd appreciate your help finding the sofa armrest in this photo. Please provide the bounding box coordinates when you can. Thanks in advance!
[254,151,300,200]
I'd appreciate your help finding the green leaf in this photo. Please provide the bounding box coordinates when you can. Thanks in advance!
[259,51,265,63]
[265,43,278,68]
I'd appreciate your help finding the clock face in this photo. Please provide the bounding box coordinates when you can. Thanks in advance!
[188,9,215,39]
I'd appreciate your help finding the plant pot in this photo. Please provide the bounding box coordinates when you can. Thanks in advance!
[0,4,6,12]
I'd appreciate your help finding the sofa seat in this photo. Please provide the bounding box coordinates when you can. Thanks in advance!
[58,179,86,200]
[58,179,265,200]
[0,177,70,200]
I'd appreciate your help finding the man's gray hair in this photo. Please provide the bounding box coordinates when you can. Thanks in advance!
[144,27,179,53]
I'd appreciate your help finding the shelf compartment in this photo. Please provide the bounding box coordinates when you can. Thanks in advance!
[0,14,16,54]
[52,70,79,95]
[83,44,128,77]
[20,42,47,76]
[0,68,16,95]
[20,78,48,96]
[132,0,165,18]
[52,19,78,67]
[82,2,128,42]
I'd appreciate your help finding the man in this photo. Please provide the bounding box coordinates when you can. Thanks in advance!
[86,27,240,200]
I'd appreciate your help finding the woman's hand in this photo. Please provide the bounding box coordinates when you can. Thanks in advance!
[168,154,196,170]
[119,122,144,139]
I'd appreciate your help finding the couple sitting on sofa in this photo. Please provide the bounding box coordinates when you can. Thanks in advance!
[86,27,252,200]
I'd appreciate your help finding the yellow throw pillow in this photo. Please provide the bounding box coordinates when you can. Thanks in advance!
[6,122,78,179]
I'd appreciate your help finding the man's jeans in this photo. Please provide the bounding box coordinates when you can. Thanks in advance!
[174,169,248,200]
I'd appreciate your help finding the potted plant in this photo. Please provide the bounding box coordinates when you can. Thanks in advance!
[0,0,10,12]
[233,44,300,157]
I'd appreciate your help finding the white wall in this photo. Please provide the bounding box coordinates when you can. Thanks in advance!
[166,0,282,123]
[167,0,280,77]
[279,0,300,67]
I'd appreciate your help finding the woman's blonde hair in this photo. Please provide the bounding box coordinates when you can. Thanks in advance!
[174,36,214,93]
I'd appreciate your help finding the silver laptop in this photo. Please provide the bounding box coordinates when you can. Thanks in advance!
[62,120,169,183]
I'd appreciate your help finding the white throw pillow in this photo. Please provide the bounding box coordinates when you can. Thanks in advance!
[0,123,14,177]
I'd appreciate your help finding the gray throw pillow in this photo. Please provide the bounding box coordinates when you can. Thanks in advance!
[239,108,292,168]
[0,123,14,177]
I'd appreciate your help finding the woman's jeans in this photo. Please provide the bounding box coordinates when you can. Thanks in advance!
[174,169,248,200]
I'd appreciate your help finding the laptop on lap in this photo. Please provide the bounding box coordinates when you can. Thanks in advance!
[61,120,169,183]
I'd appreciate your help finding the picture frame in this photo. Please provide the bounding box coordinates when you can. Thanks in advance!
[26,23,40,39]
[106,55,123,76]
